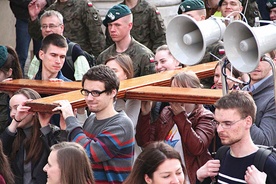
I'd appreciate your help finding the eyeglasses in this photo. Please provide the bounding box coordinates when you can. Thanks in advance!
[213,117,246,129]
[80,89,107,97]
[40,24,62,30]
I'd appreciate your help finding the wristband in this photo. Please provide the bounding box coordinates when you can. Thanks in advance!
[14,117,22,123]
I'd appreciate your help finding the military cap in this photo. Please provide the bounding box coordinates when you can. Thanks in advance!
[218,0,242,6]
[178,0,205,14]
[103,4,132,27]
[266,0,276,9]
[0,46,8,68]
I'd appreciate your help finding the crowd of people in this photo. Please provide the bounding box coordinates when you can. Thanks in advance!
[1,0,276,183]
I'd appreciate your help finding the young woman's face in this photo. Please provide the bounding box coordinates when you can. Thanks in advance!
[105,59,127,81]
[43,150,61,184]
[145,158,185,184]
[154,50,180,73]
[9,94,34,128]
[213,65,236,89]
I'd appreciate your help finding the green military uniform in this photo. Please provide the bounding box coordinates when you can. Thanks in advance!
[241,0,261,26]
[105,0,166,53]
[28,0,105,57]
[97,38,155,77]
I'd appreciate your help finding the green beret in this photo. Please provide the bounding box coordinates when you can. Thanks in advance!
[267,0,276,9]
[178,0,205,14]
[219,0,242,6]
[0,46,8,68]
[103,4,132,27]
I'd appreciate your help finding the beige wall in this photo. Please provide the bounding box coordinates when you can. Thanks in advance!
[0,0,16,47]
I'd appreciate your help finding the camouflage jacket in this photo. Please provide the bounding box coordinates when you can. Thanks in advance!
[105,0,166,53]
[97,38,156,77]
[28,0,105,57]
[241,0,261,27]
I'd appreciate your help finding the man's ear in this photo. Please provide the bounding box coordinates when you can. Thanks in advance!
[239,5,243,13]
[128,22,133,30]
[144,174,152,184]
[60,24,65,32]
[39,50,44,60]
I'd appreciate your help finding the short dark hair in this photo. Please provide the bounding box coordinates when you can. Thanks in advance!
[82,64,120,95]
[214,91,256,122]
[40,33,67,53]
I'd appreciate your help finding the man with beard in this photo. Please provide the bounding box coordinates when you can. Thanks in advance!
[196,91,276,184]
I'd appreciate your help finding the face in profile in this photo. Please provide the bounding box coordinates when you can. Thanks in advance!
[250,53,272,85]
[270,7,276,21]
[43,150,61,184]
[154,50,180,73]
[105,59,127,81]
[145,158,185,184]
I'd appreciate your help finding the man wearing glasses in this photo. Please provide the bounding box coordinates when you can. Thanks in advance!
[53,65,134,184]
[28,0,105,58]
[196,91,276,184]
[27,10,90,81]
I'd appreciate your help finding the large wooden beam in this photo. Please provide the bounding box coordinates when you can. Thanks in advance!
[0,61,217,95]
[0,79,81,95]
[125,86,223,104]
[26,86,223,112]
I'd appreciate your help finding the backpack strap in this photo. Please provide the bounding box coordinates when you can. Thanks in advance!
[66,42,76,71]
[215,146,230,164]
[254,146,272,172]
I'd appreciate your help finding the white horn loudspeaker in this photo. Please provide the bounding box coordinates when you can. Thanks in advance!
[166,15,226,65]
[223,20,276,73]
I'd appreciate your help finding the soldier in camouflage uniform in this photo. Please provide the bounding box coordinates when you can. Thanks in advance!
[105,0,166,53]
[98,4,155,77]
[28,0,105,57]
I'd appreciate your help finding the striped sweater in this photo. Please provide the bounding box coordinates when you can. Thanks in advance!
[66,111,134,184]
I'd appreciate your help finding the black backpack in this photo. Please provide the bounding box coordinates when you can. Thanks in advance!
[216,145,276,172]
[66,42,96,71]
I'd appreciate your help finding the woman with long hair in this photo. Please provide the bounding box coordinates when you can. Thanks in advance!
[0,45,23,134]
[105,54,142,159]
[124,141,187,184]
[136,71,215,184]
[0,88,65,184]
[44,142,94,184]
[0,140,14,184]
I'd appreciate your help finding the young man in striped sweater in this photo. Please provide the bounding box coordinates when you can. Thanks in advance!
[53,65,134,184]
